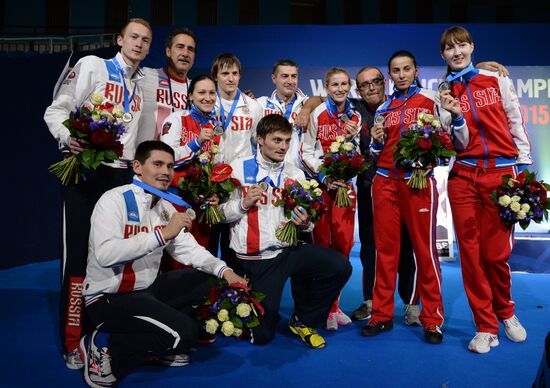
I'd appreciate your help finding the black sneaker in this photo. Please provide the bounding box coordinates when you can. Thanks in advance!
[288,314,326,349]
[351,301,372,321]
[361,319,393,337]
[424,324,443,344]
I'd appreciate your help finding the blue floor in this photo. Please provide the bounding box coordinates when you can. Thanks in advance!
[1,243,549,387]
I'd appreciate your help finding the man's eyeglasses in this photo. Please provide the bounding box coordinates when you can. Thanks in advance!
[356,78,384,90]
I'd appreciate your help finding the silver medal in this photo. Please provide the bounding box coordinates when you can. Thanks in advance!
[213,125,224,136]
[374,115,385,125]
[259,181,269,191]
[185,208,196,221]
[438,81,451,93]
[122,112,133,123]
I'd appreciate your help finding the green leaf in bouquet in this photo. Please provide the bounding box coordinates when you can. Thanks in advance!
[519,220,529,230]
[250,291,265,302]
[220,298,233,310]
[230,316,243,329]
[104,149,118,162]
[81,149,96,169]
[207,277,219,287]
[246,316,260,328]
[89,150,105,169]
[219,179,235,192]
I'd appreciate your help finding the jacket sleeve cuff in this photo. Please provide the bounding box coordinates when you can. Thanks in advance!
[187,138,201,152]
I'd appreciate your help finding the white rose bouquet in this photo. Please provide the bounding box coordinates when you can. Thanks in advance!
[196,278,265,339]
[490,170,550,230]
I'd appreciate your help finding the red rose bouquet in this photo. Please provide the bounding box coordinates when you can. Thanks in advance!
[490,169,550,230]
[392,112,456,189]
[49,93,127,185]
[273,178,326,245]
[196,278,265,339]
[178,146,240,225]
[318,136,369,207]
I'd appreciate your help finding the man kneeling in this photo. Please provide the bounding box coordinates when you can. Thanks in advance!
[80,140,246,387]
[220,114,352,348]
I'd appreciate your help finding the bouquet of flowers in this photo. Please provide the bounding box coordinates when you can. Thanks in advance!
[318,136,369,207]
[49,93,127,185]
[178,146,239,225]
[392,112,456,189]
[274,178,325,245]
[196,278,265,338]
[490,169,550,230]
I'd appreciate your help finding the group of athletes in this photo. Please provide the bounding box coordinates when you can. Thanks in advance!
[44,18,532,388]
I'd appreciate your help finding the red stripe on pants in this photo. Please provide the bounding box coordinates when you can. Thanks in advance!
[448,163,515,334]
[65,276,84,351]
[247,207,260,255]
[371,175,444,327]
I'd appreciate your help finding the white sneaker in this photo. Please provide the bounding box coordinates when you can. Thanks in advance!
[335,308,352,326]
[326,312,338,331]
[468,332,499,354]
[64,348,84,370]
[404,304,421,326]
[503,315,527,342]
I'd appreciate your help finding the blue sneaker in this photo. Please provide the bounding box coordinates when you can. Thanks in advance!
[79,330,117,388]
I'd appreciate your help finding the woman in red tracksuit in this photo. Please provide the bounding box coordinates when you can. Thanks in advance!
[161,75,221,256]
[300,67,361,330]
[361,50,448,345]
[439,26,532,354]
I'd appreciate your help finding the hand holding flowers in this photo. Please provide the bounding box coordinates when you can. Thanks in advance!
[490,169,550,230]
[318,136,369,207]
[392,112,456,189]
[49,93,127,185]
[274,178,325,245]
[178,146,240,225]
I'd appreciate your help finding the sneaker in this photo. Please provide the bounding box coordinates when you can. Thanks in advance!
[361,319,394,337]
[64,348,84,370]
[80,331,117,388]
[424,324,443,345]
[335,308,352,326]
[503,315,527,343]
[404,304,421,326]
[288,315,326,349]
[326,312,338,331]
[153,353,190,367]
[468,332,499,354]
[351,301,372,321]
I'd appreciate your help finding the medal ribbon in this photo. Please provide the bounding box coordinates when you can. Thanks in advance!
[111,59,137,115]
[132,178,191,208]
[445,63,476,83]
[217,89,241,131]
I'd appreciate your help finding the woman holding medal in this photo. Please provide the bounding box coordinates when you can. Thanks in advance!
[361,50,452,345]
[300,67,361,330]
[438,26,532,353]
[160,75,222,251]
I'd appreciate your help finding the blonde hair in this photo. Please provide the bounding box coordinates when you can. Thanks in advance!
[324,67,351,87]
[120,18,152,37]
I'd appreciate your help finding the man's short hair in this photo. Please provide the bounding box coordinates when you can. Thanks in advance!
[256,114,292,138]
[165,27,197,50]
[272,59,298,75]
[135,141,174,164]
[120,18,152,37]
[211,53,242,79]
[355,66,384,83]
